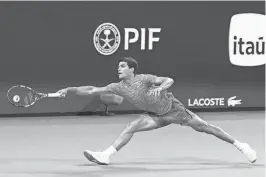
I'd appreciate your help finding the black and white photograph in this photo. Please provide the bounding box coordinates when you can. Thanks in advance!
[0,1,265,177]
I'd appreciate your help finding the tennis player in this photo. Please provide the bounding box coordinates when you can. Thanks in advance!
[56,57,257,165]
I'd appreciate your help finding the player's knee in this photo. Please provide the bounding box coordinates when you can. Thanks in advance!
[127,117,154,133]
[125,119,143,132]
[125,122,135,132]
[192,123,209,133]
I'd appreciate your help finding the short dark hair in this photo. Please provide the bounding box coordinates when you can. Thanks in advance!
[118,57,138,75]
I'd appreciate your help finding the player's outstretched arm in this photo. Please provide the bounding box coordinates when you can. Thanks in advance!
[56,86,111,96]
[77,86,111,96]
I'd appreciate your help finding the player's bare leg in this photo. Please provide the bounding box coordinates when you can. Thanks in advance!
[84,114,167,165]
[183,109,257,163]
[112,115,160,150]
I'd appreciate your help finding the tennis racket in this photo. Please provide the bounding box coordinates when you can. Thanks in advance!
[7,85,65,108]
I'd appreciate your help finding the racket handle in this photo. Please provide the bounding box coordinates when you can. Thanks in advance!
[48,93,64,98]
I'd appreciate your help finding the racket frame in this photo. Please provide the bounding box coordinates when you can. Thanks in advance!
[7,85,61,107]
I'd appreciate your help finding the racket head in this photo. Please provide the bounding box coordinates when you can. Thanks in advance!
[7,85,46,107]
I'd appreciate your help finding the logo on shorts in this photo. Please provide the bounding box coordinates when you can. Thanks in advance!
[227,96,241,107]
[93,23,121,56]
[229,13,266,66]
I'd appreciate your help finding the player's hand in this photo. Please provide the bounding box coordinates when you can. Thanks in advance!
[148,87,163,97]
[56,88,68,97]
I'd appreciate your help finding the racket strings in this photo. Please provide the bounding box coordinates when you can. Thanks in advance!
[24,96,29,105]
[28,92,36,103]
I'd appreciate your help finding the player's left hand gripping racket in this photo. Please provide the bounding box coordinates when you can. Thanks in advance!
[7,85,65,108]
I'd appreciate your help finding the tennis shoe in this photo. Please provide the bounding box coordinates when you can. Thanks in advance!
[84,150,110,165]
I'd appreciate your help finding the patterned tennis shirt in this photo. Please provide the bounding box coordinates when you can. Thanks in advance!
[106,74,173,116]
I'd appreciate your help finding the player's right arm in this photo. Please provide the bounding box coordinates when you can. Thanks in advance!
[77,86,111,96]
[56,83,120,96]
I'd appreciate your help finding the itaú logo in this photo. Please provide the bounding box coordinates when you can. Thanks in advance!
[229,13,266,66]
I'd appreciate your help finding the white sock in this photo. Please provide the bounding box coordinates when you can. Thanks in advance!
[233,140,243,150]
[104,146,117,156]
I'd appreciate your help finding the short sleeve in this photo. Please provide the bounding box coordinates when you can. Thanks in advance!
[141,74,157,84]
[106,83,121,95]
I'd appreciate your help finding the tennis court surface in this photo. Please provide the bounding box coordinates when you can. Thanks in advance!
[0,111,264,177]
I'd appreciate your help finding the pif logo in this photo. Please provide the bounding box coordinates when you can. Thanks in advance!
[93,23,121,56]
[229,13,266,66]
[93,23,161,56]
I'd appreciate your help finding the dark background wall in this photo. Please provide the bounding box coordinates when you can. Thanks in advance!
[0,1,264,115]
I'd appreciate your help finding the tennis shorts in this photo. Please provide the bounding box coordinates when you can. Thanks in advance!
[149,93,195,128]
